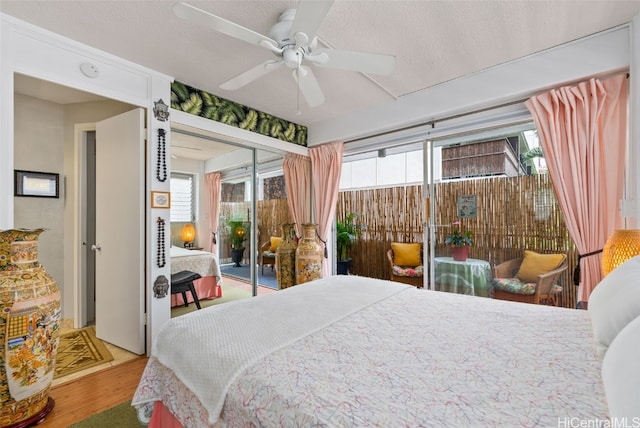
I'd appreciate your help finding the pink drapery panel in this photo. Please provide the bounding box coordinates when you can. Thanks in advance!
[283,153,312,237]
[525,74,628,303]
[205,172,222,253]
[310,141,344,278]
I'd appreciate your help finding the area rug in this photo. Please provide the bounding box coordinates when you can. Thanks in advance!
[171,283,251,318]
[69,400,138,427]
[54,327,114,379]
[220,263,279,289]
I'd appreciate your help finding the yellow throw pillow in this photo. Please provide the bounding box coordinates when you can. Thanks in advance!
[269,236,283,252]
[516,250,565,283]
[391,242,421,267]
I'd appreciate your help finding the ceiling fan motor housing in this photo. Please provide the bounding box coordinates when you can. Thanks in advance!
[282,47,303,69]
[268,9,296,47]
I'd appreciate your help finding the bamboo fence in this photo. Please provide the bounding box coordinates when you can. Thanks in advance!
[219,200,293,264]
[337,174,579,309]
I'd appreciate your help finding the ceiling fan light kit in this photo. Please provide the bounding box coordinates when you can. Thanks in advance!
[174,0,395,109]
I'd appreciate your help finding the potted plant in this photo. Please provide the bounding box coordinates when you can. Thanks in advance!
[226,217,247,267]
[336,212,362,275]
[445,221,473,261]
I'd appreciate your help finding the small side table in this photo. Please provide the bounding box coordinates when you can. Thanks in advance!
[434,257,492,297]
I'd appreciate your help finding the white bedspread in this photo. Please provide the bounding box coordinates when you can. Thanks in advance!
[133,276,408,425]
[133,276,608,427]
[170,246,221,282]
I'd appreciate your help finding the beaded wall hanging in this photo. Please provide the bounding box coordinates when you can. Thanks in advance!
[156,217,166,268]
[156,128,167,182]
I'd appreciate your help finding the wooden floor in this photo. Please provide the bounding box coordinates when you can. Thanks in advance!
[37,356,148,427]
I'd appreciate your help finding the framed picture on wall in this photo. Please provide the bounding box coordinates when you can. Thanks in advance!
[151,191,170,208]
[457,194,477,218]
[14,170,59,198]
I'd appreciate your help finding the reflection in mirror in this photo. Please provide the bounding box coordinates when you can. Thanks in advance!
[256,148,293,292]
[169,125,285,317]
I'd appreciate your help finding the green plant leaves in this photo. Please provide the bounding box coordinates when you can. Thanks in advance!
[170,81,308,147]
[336,213,363,260]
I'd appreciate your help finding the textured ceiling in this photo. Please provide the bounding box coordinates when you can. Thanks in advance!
[3,0,640,130]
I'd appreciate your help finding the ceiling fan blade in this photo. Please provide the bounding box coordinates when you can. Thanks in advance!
[289,0,335,45]
[293,66,326,108]
[311,48,396,75]
[220,60,283,91]
[173,2,277,48]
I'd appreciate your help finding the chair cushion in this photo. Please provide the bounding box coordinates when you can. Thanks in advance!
[262,250,276,258]
[391,242,421,267]
[493,277,536,294]
[516,250,565,283]
[269,236,282,252]
[392,265,424,277]
[493,278,563,295]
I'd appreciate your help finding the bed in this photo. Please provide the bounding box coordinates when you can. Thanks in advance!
[133,257,640,426]
[170,246,222,307]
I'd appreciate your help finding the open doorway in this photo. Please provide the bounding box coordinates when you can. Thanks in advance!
[13,73,146,355]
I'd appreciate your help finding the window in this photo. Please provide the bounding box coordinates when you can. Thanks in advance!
[340,149,424,190]
[170,173,194,222]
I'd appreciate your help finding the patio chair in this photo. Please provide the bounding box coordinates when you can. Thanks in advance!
[260,236,281,274]
[387,242,424,288]
[492,251,567,306]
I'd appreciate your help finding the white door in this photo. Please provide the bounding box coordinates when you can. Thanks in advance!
[94,108,146,355]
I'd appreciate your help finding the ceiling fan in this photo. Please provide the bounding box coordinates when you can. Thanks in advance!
[173,0,396,108]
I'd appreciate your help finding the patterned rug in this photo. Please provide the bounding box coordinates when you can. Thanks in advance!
[54,327,114,379]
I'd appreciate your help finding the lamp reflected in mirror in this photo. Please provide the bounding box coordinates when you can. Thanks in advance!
[181,223,196,248]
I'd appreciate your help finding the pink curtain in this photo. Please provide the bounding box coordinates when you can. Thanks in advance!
[283,153,312,237]
[525,74,628,303]
[310,142,344,277]
[205,172,222,253]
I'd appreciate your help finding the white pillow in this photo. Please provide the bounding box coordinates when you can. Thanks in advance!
[601,314,640,418]
[588,255,640,356]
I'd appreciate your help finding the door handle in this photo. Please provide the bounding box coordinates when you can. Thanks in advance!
[90,244,102,252]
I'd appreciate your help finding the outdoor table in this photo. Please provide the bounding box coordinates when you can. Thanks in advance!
[434,256,493,297]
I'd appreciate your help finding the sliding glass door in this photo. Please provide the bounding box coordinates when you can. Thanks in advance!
[426,123,554,299]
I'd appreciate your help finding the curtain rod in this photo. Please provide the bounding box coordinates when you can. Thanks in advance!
[345,70,630,146]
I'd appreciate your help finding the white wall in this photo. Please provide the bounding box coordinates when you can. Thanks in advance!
[13,94,65,287]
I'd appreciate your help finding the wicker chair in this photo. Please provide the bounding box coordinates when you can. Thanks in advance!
[259,240,276,274]
[387,247,424,288]
[492,255,567,306]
